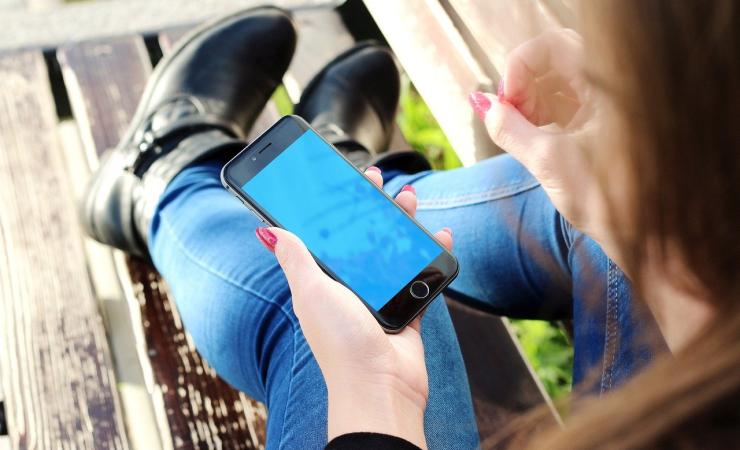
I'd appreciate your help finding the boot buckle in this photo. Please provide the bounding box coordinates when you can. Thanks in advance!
[124,130,162,176]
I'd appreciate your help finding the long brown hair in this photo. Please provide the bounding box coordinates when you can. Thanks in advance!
[512,1,739,448]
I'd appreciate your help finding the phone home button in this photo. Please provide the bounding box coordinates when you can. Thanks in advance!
[410,281,430,299]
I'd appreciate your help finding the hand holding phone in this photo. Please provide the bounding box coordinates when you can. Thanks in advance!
[257,168,452,447]
[222,117,456,445]
[221,115,458,332]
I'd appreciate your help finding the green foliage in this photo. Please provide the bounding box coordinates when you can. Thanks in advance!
[509,320,573,400]
[397,76,573,401]
[272,84,294,116]
[396,76,462,170]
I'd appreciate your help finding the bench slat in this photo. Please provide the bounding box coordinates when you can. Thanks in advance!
[58,38,152,165]
[0,50,127,450]
[58,35,266,449]
[441,0,572,78]
[363,0,498,166]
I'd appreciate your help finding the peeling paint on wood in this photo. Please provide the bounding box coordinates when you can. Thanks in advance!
[0,50,127,449]
[58,34,267,449]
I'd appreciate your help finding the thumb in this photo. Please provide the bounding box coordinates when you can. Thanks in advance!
[261,227,324,292]
[475,92,560,173]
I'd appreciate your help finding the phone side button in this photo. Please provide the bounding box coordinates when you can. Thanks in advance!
[409,281,430,299]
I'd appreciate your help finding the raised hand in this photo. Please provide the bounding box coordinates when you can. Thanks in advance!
[470,29,619,262]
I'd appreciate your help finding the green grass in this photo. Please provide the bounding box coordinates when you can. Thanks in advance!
[508,320,573,400]
[272,84,294,116]
[396,75,574,400]
[396,76,462,170]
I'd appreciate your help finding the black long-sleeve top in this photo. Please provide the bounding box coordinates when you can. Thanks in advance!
[326,433,421,449]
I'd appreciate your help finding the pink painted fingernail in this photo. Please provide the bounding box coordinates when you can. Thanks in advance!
[442,227,453,236]
[255,227,277,252]
[401,184,416,194]
[366,166,381,173]
[497,78,505,101]
[468,91,491,121]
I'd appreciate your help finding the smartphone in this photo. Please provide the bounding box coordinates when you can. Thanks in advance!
[221,115,458,332]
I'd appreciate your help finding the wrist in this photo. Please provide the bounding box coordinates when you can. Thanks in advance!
[326,376,427,449]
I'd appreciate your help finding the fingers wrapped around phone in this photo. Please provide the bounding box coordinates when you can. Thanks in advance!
[364,165,383,188]
[365,166,418,217]
[395,184,417,217]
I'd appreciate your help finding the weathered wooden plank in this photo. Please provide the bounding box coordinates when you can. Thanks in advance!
[60,33,268,449]
[0,0,343,53]
[124,261,268,450]
[0,365,5,439]
[59,38,168,450]
[0,373,6,436]
[25,0,61,13]
[363,0,497,165]
[0,50,127,450]
[58,37,152,166]
[57,118,163,450]
[440,0,573,79]
[0,0,24,12]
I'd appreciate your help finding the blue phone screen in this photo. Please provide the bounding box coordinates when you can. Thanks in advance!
[243,129,442,311]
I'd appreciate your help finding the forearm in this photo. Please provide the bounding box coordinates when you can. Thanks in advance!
[327,379,427,449]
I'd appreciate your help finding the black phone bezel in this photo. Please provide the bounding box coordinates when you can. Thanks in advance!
[220,115,459,333]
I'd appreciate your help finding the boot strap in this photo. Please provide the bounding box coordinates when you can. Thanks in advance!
[134,129,246,248]
[123,115,240,177]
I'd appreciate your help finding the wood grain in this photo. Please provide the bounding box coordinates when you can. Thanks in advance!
[0,50,127,450]
[363,0,498,165]
[0,370,5,436]
[58,35,267,449]
[58,37,152,166]
[124,262,267,450]
[441,0,573,79]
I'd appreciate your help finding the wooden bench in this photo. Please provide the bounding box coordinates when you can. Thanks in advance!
[0,0,570,447]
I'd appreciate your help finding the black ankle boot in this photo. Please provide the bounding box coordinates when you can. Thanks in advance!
[80,7,297,257]
[294,42,432,173]
[294,42,400,167]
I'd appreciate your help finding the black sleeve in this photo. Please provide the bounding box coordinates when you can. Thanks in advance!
[325,432,422,450]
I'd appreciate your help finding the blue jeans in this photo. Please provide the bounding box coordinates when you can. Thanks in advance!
[150,153,663,449]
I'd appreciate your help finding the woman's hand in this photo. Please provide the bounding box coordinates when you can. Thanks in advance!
[255,168,452,449]
[470,29,620,261]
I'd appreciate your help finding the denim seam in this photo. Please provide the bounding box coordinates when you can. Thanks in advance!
[158,216,299,397]
[416,180,540,210]
[601,260,620,393]
[278,327,301,449]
